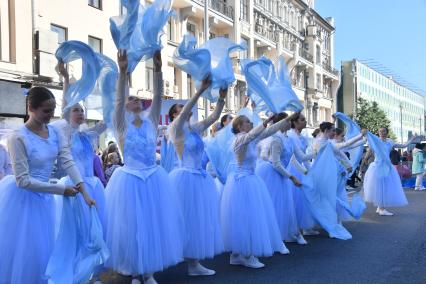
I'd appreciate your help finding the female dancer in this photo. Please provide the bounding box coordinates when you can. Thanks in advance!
[256,112,313,245]
[221,113,296,269]
[329,126,366,222]
[168,78,225,276]
[105,50,182,284]
[364,127,415,216]
[56,61,107,228]
[0,87,92,283]
[311,122,353,175]
[287,113,318,235]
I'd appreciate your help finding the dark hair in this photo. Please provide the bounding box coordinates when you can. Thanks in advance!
[290,112,302,129]
[168,103,184,122]
[27,87,55,109]
[335,128,344,136]
[232,115,247,134]
[312,128,320,138]
[272,112,288,124]
[220,114,232,128]
[380,127,389,134]
[319,122,334,132]
[415,143,423,150]
[108,141,115,145]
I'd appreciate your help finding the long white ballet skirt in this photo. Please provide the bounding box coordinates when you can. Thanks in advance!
[169,126,223,259]
[105,118,183,275]
[221,137,286,257]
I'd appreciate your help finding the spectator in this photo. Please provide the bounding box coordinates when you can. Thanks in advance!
[412,143,426,190]
[360,148,374,180]
[102,142,123,170]
[93,151,107,186]
[105,152,121,182]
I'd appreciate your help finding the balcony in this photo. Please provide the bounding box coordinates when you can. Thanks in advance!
[322,62,339,75]
[195,0,234,20]
[255,24,278,43]
[299,49,313,63]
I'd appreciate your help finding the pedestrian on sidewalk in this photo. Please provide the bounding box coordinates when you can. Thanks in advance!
[412,143,426,190]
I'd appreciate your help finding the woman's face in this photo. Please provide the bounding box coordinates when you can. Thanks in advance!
[378,128,388,139]
[335,133,345,142]
[70,104,85,125]
[224,115,233,126]
[239,116,253,133]
[125,96,143,112]
[325,126,336,139]
[294,114,307,130]
[29,98,56,124]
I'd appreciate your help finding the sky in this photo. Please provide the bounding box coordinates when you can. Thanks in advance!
[315,0,426,95]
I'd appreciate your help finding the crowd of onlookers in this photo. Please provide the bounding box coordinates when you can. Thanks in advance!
[96,141,123,185]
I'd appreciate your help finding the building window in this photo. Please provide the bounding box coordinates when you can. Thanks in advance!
[187,74,193,97]
[240,0,248,22]
[187,22,196,37]
[240,37,249,59]
[88,36,102,53]
[51,24,67,45]
[167,18,175,41]
[144,59,154,91]
[0,0,17,62]
[316,74,321,90]
[88,0,102,9]
[316,45,321,64]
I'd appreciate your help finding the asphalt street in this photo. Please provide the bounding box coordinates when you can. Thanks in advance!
[102,189,426,284]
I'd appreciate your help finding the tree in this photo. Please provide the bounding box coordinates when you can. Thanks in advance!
[353,98,396,139]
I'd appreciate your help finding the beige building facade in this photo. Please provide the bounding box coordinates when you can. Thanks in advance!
[0,0,338,130]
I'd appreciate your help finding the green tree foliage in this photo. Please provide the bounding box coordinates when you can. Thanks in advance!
[353,98,396,139]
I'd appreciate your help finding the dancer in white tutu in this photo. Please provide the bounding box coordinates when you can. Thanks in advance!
[256,112,313,245]
[0,87,92,284]
[331,127,366,221]
[105,50,183,284]
[168,77,225,276]
[287,113,318,235]
[364,127,415,216]
[221,113,296,269]
[53,62,108,281]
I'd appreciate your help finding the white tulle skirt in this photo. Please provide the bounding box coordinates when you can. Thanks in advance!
[169,168,223,259]
[288,164,316,229]
[58,176,106,230]
[0,175,55,284]
[105,166,183,275]
[221,172,286,257]
[256,161,299,241]
[364,161,408,207]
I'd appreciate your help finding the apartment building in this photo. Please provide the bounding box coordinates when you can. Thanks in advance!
[0,0,338,130]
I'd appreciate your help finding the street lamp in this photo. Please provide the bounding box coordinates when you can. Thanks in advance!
[350,60,357,117]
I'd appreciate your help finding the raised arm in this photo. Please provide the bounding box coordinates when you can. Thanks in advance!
[149,51,163,127]
[345,138,366,150]
[113,50,129,151]
[87,121,107,139]
[257,113,294,141]
[193,88,227,133]
[57,61,70,117]
[393,135,417,149]
[170,77,212,139]
[335,133,363,150]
